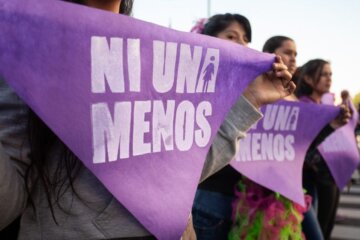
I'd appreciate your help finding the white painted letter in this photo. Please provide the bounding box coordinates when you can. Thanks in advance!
[176,44,202,93]
[133,101,152,156]
[91,37,125,93]
[152,100,175,153]
[92,102,131,163]
[263,105,278,130]
[127,39,141,92]
[285,135,295,161]
[152,41,177,93]
[274,106,291,131]
[261,133,274,160]
[273,134,285,161]
[175,101,195,151]
[251,133,262,161]
[195,101,212,147]
[236,135,252,161]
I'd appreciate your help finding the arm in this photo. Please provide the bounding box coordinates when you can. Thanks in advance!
[200,95,262,181]
[306,124,334,158]
[180,214,196,240]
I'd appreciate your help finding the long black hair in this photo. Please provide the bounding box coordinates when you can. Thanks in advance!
[202,13,252,42]
[262,35,294,53]
[295,59,330,97]
[25,0,134,223]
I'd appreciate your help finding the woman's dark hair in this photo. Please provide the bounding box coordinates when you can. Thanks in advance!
[295,59,330,97]
[202,13,252,42]
[291,66,302,86]
[262,36,294,53]
[25,0,134,222]
[64,0,134,15]
[120,0,134,15]
[26,112,81,222]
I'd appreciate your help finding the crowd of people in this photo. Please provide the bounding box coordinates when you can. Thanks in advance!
[189,13,352,240]
[0,0,358,239]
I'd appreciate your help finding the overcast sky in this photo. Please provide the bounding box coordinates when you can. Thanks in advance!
[133,0,360,102]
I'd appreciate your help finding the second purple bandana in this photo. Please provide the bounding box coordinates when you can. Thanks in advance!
[231,100,339,205]
[0,0,274,238]
[318,97,360,189]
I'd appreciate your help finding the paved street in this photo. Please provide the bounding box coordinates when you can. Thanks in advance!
[332,181,360,240]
